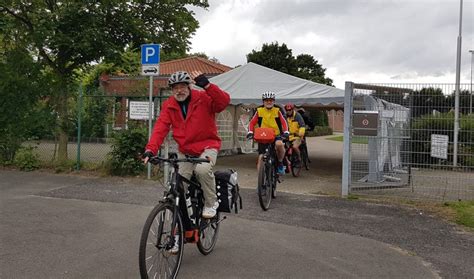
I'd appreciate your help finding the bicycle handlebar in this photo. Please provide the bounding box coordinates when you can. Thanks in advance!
[148,156,210,165]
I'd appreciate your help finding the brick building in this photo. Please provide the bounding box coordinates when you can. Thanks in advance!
[99,57,232,128]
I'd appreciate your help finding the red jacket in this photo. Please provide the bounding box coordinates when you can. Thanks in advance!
[145,83,230,156]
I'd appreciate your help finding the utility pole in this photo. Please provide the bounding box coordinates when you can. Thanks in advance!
[469,49,473,114]
[453,0,463,167]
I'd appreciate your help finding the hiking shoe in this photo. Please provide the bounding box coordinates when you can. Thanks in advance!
[277,164,285,175]
[202,201,219,218]
[169,235,180,254]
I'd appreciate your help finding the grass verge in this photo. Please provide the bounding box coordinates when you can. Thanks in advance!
[345,195,474,230]
[444,200,474,228]
[326,135,368,144]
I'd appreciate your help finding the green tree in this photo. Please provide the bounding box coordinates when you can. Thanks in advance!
[411,87,448,117]
[295,54,333,86]
[247,42,333,86]
[0,45,48,162]
[446,89,472,115]
[247,42,295,74]
[1,0,208,162]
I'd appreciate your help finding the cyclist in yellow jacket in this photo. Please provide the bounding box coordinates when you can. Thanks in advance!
[246,91,289,174]
[284,103,306,164]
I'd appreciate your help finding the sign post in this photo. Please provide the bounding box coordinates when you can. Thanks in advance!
[141,44,160,179]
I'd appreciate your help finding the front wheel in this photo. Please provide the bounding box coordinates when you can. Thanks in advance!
[300,144,310,170]
[197,213,220,255]
[139,203,184,279]
[271,164,277,199]
[258,161,272,210]
[290,152,302,177]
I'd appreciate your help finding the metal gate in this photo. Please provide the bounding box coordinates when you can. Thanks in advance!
[342,82,474,201]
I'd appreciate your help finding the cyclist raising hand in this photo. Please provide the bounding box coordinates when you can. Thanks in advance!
[247,91,289,174]
[143,70,230,219]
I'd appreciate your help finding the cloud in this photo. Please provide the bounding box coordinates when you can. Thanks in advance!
[190,0,474,88]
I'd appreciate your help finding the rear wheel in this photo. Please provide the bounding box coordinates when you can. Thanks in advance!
[196,213,220,255]
[139,203,184,279]
[258,162,272,210]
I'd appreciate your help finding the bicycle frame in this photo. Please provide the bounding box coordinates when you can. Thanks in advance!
[262,142,278,174]
[152,156,209,244]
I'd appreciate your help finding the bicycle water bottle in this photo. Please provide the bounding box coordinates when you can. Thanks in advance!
[185,192,196,225]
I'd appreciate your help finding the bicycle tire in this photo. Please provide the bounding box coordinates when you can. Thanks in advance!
[301,144,310,170]
[196,213,220,255]
[290,152,302,177]
[271,163,277,199]
[139,203,184,279]
[257,161,272,210]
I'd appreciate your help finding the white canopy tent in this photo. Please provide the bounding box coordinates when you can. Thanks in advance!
[207,63,345,154]
[209,62,344,107]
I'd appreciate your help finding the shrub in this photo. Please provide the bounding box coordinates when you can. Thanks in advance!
[0,134,22,164]
[13,146,40,171]
[305,108,328,127]
[306,126,333,137]
[54,160,79,173]
[105,126,148,176]
[411,113,474,167]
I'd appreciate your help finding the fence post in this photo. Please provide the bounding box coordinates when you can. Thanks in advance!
[76,84,83,170]
[147,76,153,179]
[342,82,353,197]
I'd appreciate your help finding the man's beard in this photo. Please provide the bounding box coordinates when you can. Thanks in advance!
[174,93,189,102]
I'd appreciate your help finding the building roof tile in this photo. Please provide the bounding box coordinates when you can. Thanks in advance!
[159,56,232,76]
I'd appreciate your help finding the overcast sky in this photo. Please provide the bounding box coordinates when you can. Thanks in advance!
[189,0,473,89]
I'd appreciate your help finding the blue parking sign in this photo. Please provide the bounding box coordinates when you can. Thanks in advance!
[141,44,160,65]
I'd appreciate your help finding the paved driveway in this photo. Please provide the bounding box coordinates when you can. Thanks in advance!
[217,135,344,196]
[1,170,473,278]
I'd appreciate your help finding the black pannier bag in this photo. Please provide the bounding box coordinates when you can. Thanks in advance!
[214,169,242,213]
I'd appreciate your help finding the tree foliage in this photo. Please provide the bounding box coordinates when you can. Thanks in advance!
[0,45,50,162]
[295,54,333,86]
[1,0,208,161]
[246,42,333,86]
[371,87,471,118]
[247,42,295,75]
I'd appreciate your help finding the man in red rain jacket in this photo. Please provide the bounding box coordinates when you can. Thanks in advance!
[143,70,230,219]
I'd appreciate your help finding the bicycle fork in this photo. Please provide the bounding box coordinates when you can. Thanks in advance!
[166,198,180,252]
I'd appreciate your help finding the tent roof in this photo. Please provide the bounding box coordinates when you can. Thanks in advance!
[210,62,344,107]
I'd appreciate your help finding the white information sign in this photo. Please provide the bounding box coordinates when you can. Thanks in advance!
[431,134,449,159]
[129,101,154,120]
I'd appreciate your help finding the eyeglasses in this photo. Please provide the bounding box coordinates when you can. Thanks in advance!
[263,99,274,102]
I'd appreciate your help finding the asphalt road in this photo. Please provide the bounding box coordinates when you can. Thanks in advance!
[1,169,473,278]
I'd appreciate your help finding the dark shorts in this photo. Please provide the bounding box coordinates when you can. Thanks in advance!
[257,136,283,154]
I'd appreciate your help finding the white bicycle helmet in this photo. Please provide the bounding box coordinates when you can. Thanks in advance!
[262,91,276,100]
[168,71,192,86]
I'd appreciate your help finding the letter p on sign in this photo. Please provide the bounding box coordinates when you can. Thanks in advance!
[141,44,160,65]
